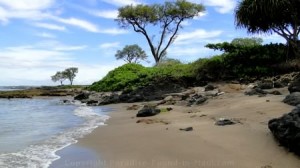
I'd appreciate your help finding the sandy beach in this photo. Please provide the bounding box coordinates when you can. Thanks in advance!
[56,85,300,168]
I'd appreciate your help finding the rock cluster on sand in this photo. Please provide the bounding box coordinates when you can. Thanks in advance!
[74,82,184,106]
[268,105,300,155]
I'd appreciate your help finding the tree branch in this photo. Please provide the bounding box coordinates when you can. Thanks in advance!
[159,18,183,60]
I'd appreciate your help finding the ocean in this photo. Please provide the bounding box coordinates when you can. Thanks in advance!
[0,98,110,168]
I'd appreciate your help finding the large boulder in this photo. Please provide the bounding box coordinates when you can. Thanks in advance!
[268,106,300,155]
[136,106,161,117]
[74,92,90,100]
[258,80,273,89]
[283,92,300,106]
[288,78,300,93]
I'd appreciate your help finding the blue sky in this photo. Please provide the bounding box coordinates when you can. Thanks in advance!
[0,0,285,86]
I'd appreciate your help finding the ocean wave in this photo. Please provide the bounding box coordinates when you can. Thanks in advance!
[0,102,109,168]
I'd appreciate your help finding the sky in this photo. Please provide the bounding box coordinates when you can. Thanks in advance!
[0,0,286,86]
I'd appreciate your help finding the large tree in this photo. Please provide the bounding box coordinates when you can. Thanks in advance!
[116,0,204,63]
[115,44,147,63]
[235,0,300,58]
[63,67,78,85]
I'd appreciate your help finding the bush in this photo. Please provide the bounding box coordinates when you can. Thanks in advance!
[89,62,194,92]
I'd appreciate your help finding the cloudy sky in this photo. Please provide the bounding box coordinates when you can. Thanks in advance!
[0,0,285,86]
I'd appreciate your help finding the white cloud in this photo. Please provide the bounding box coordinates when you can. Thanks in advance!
[190,0,236,14]
[100,42,120,49]
[0,43,123,85]
[0,0,55,23]
[100,28,128,35]
[175,29,223,45]
[52,17,100,33]
[100,0,141,6]
[34,22,66,31]
[36,32,56,38]
[0,0,54,10]
[90,9,118,19]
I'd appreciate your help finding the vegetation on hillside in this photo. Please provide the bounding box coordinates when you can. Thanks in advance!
[90,0,300,92]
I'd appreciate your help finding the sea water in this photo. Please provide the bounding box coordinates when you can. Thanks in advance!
[0,98,110,168]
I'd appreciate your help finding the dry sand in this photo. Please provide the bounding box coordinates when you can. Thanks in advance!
[74,85,300,168]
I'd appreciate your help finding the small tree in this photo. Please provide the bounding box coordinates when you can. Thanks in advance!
[51,71,66,85]
[63,67,78,85]
[115,44,147,63]
[116,0,205,63]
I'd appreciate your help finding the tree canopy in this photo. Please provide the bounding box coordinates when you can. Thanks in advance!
[235,0,300,58]
[116,0,205,63]
[63,67,78,85]
[51,72,66,85]
[51,67,78,85]
[115,44,147,63]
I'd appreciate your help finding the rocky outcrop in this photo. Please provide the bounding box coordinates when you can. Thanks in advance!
[75,81,185,106]
[289,78,300,93]
[257,80,274,89]
[268,105,300,155]
[283,92,300,106]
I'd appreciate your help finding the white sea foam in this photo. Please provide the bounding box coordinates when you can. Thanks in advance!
[0,102,109,168]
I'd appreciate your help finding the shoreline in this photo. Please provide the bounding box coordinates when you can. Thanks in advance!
[53,89,300,168]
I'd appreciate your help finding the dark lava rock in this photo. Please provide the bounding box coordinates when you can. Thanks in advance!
[268,105,300,155]
[268,90,282,95]
[283,92,300,106]
[204,84,215,91]
[195,97,208,105]
[120,80,184,103]
[245,88,267,96]
[274,81,285,88]
[179,127,193,131]
[74,92,90,100]
[288,78,300,93]
[187,94,208,106]
[86,100,99,106]
[136,107,161,117]
[215,118,236,126]
[258,80,273,89]
[99,93,120,105]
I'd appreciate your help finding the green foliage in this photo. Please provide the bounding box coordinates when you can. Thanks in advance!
[204,38,287,78]
[115,44,148,63]
[116,0,205,63]
[235,0,300,58]
[89,62,192,92]
[63,67,78,85]
[51,71,66,85]
[51,67,78,86]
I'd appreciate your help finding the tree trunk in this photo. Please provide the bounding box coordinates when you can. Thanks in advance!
[288,40,300,59]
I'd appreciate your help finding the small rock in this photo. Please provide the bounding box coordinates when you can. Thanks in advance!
[266,100,270,102]
[179,127,193,131]
[268,90,282,95]
[215,118,235,126]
